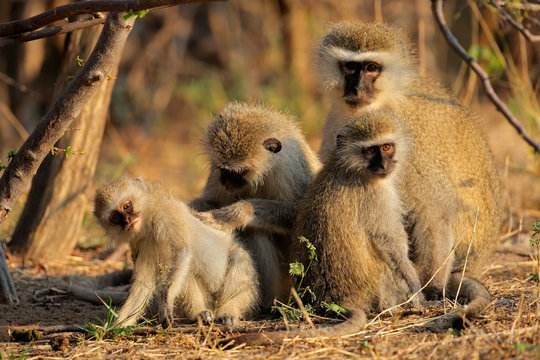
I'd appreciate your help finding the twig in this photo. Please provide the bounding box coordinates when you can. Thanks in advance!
[0,0,209,37]
[490,0,540,42]
[0,17,106,48]
[431,0,540,153]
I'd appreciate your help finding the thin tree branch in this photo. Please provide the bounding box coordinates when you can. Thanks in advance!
[431,0,540,153]
[0,0,208,37]
[0,16,106,48]
[0,12,136,225]
[490,0,540,42]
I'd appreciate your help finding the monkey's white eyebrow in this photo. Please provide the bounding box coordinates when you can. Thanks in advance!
[323,47,393,63]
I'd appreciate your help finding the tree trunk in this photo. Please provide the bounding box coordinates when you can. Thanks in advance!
[8,24,118,262]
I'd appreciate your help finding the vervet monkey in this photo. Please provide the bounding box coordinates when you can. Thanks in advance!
[292,109,425,316]
[316,21,502,320]
[190,102,322,307]
[94,176,259,328]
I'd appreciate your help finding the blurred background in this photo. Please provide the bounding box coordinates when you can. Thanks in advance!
[0,0,539,250]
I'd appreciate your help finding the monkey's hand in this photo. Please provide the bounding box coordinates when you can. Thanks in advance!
[194,201,255,232]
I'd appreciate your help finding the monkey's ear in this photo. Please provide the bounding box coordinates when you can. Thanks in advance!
[263,138,282,153]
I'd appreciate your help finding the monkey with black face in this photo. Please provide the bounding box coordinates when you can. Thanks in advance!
[190,102,321,307]
[316,21,502,322]
[292,109,424,319]
[94,176,259,328]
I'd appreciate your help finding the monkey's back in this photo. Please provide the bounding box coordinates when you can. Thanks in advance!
[397,78,503,276]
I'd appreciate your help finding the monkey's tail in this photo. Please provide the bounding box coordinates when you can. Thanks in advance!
[425,274,491,331]
[219,311,367,348]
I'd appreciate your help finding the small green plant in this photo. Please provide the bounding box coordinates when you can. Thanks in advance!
[0,348,29,360]
[123,9,149,20]
[0,160,5,172]
[51,146,85,158]
[272,236,346,321]
[76,55,85,67]
[7,149,16,162]
[79,299,147,341]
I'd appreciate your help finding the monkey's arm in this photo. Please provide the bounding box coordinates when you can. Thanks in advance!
[195,199,295,235]
[375,233,425,306]
[115,263,156,327]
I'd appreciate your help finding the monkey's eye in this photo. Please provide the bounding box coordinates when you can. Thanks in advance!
[365,147,376,156]
[341,61,357,75]
[122,201,132,211]
[382,144,392,152]
[364,62,381,73]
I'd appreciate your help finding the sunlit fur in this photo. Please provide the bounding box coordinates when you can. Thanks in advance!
[191,102,322,307]
[316,20,502,321]
[94,176,259,327]
[292,109,423,335]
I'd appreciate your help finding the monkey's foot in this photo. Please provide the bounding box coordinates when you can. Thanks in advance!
[197,310,214,324]
[217,315,239,326]
[423,286,444,301]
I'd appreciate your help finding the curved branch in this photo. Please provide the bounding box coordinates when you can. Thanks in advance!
[0,0,204,37]
[490,0,540,42]
[0,17,106,48]
[0,12,136,225]
[431,0,540,153]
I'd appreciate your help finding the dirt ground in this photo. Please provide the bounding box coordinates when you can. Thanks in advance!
[0,231,538,359]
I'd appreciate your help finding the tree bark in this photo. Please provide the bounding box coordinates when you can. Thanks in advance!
[0,12,135,303]
[8,22,117,262]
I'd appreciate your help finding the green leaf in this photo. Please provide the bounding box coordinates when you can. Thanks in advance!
[289,262,304,277]
[123,9,149,20]
[7,149,16,162]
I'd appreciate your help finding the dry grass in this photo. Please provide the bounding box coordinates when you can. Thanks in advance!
[0,228,538,359]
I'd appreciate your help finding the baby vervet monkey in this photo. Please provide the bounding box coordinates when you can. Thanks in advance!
[190,102,322,307]
[94,176,259,328]
[316,21,501,319]
[292,109,424,321]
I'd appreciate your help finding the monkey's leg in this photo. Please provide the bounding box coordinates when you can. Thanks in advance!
[179,276,214,324]
[215,244,259,325]
[156,248,195,328]
[249,233,285,308]
[409,213,455,300]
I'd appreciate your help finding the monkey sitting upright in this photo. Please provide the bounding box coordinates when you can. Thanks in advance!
[94,176,259,328]
[190,102,322,307]
[292,108,424,325]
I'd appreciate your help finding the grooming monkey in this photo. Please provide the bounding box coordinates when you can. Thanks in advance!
[315,21,502,321]
[190,102,322,307]
[94,176,259,328]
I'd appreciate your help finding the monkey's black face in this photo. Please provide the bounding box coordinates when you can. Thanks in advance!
[108,199,140,232]
[339,61,381,107]
[363,143,395,177]
[219,168,248,191]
